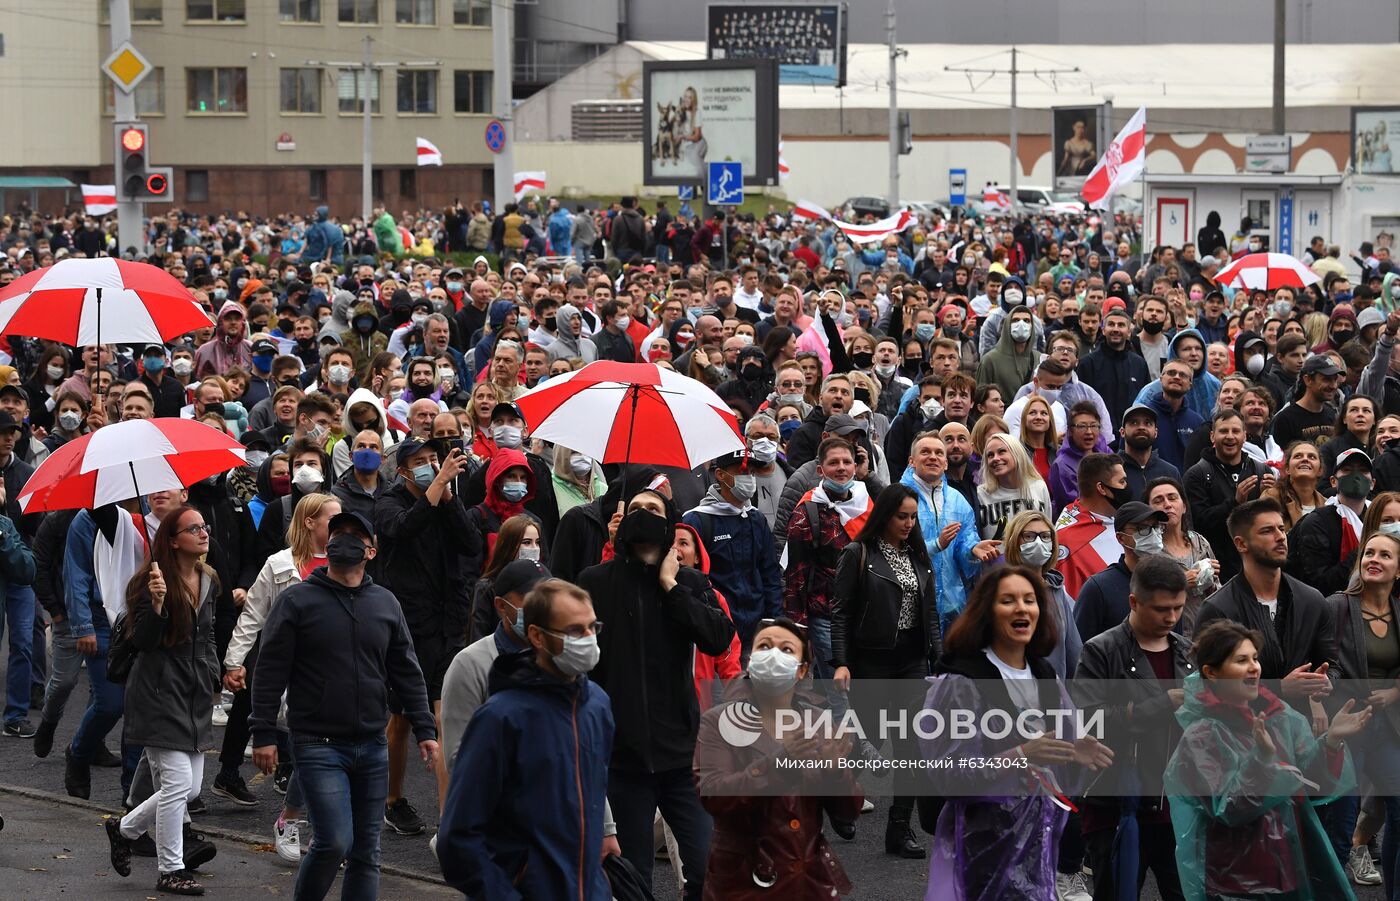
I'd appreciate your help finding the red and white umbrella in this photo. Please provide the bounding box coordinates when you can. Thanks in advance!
[514,361,743,470]
[0,257,212,346]
[18,417,247,513]
[1213,252,1321,291]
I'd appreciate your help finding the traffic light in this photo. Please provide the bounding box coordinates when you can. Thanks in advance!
[115,122,173,202]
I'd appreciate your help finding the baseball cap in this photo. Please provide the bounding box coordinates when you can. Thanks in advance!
[1114,501,1168,533]
[395,436,445,468]
[1336,448,1373,471]
[445,267,464,278]
[251,338,278,356]
[240,430,273,451]
[1301,355,1344,377]
[494,558,550,598]
[0,385,28,406]
[1358,307,1386,331]
[823,413,863,436]
[142,343,168,357]
[712,449,751,470]
[490,402,524,425]
[328,510,375,540]
[0,411,21,433]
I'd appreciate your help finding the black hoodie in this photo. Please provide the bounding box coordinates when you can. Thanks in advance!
[250,568,436,748]
[1196,211,1227,259]
[549,466,660,582]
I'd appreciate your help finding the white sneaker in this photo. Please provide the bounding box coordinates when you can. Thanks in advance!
[211,705,228,727]
[1056,871,1092,901]
[274,816,301,863]
[429,832,438,858]
[1349,844,1383,885]
[860,799,875,814]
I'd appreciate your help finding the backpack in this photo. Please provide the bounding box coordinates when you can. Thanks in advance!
[106,613,139,684]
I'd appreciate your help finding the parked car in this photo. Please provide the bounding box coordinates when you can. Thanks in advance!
[840,196,892,219]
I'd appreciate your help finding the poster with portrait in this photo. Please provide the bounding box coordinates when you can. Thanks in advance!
[1052,106,1100,189]
[1352,108,1400,175]
[643,60,779,187]
[706,4,846,86]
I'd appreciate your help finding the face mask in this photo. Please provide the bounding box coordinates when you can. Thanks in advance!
[172,359,193,377]
[436,366,455,385]
[277,317,296,333]
[492,424,523,449]
[779,419,801,441]
[747,646,801,695]
[407,462,435,488]
[777,392,805,407]
[326,532,368,567]
[1380,522,1400,539]
[569,453,593,477]
[1103,483,1133,509]
[213,288,228,302]
[614,314,631,330]
[822,476,853,497]
[736,334,754,346]
[500,480,529,502]
[446,281,464,293]
[1019,536,1053,567]
[1133,527,1164,556]
[292,464,323,491]
[548,632,600,677]
[1332,330,1355,346]
[915,323,937,342]
[253,355,274,374]
[270,474,291,496]
[674,332,694,347]
[46,364,65,381]
[328,364,351,385]
[962,255,976,267]
[1244,354,1266,376]
[244,449,269,470]
[1037,387,1062,405]
[1142,319,1165,336]
[617,508,671,548]
[1002,288,1024,307]
[1338,472,1372,500]
[517,545,541,563]
[1248,241,1261,252]
[352,448,382,472]
[920,397,944,421]
[874,363,897,378]
[1189,292,1204,303]
[1009,321,1033,343]
[727,472,757,502]
[687,306,705,321]
[58,410,82,432]
[749,437,778,465]
[412,312,429,326]
[143,355,166,374]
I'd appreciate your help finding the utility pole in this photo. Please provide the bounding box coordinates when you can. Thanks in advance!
[306,44,439,227]
[945,48,1078,208]
[109,0,142,253]
[492,0,516,212]
[886,0,904,207]
[1272,0,1286,134]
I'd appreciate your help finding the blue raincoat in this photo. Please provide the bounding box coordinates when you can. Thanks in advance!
[900,466,981,630]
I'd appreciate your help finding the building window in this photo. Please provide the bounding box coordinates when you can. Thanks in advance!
[452,0,489,26]
[397,70,437,114]
[400,168,416,199]
[186,0,246,21]
[310,169,327,201]
[186,67,247,113]
[279,68,322,113]
[279,0,320,22]
[103,67,165,115]
[371,169,384,201]
[337,69,380,114]
[395,0,434,25]
[186,170,210,202]
[452,70,491,114]
[338,0,377,23]
[133,0,164,22]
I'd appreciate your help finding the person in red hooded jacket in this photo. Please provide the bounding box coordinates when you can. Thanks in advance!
[674,523,742,709]
[465,447,542,561]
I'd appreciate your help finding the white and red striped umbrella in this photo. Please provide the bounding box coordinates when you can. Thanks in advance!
[0,257,212,346]
[1214,252,1321,291]
[515,361,743,470]
[18,418,247,513]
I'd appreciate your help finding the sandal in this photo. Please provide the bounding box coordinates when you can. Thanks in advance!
[157,868,205,895]
[105,819,132,878]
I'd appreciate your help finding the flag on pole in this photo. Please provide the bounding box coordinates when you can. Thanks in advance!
[791,199,831,221]
[513,171,546,200]
[416,137,443,167]
[1081,106,1147,211]
[778,141,790,182]
[982,186,1012,211]
[81,185,117,216]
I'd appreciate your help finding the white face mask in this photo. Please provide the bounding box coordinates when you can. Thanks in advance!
[244,449,269,469]
[437,366,455,383]
[328,364,352,385]
[46,365,65,381]
[517,545,541,562]
[58,410,82,432]
[1133,526,1164,556]
[492,424,523,449]
[747,646,801,695]
[172,359,193,377]
[292,464,323,491]
[1009,321,1033,343]
[1019,537,1053,567]
[614,314,631,330]
[920,397,944,421]
[748,437,778,465]
[874,363,897,378]
[550,632,600,676]
[568,453,593,477]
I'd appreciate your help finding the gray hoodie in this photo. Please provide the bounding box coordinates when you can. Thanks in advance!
[545,303,598,365]
[319,289,357,340]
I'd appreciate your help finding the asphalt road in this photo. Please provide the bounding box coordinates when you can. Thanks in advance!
[0,655,1387,899]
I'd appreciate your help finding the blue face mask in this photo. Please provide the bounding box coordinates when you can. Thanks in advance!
[915,323,937,342]
[411,462,435,488]
[687,306,704,321]
[501,480,529,502]
[446,281,464,294]
[252,354,273,374]
[822,476,853,496]
[352,448,382,472]
[143,355,165,374]
[504,598,526,639]
[779,419,801,441]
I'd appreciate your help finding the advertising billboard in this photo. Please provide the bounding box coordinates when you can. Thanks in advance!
[706,3,846,87]
[1353,107,1400,175]
[643,59,780,187]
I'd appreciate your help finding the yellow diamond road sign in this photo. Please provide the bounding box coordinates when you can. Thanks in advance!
[102,41,152,94]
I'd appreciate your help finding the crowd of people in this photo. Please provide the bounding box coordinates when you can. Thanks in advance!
[0,193,1398,901]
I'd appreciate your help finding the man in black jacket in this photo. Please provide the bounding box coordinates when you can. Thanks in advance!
[1197,498,1338,711]
[577,488,734,901]
[786,374,854,469]
[374,437,478,835]
[1287,448,1373,597]
[251,510,438,901]
[1078,306,1150,432]
[1074,555,1191,901]
[610,196,648,264]
[1184,409,1273,582]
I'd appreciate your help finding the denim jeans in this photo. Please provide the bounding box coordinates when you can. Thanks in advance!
[1324,730,1400,897]
[573,241,592,265]
[0,583,36,724]
[292,736,389,901]
[68,625,125,764]
[655,243,671,265]
[41,619,84,726]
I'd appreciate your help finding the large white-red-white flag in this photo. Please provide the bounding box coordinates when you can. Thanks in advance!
[789,200,914,245]
[513,171,546,200]
[1081,106,1147,211]
[778,141,790,182]
[416,137,443,167]
[982,186,1011,210]
[81,184,117,216]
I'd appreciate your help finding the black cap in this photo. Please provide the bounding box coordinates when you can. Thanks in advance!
[251,339,278,356]
[142,343,167,357]
[328,510,374,540]
[0,411,20,433]
[1114,501,1168,533]
[446,267,464,278]
[493,558,550,598]
[240,430,273,451]
[490,401,524,424]
[1301,355,1344,377]
[823,413,863,436]
[395,436,445,468]
[712,449,750,470]
[0,384,28,406]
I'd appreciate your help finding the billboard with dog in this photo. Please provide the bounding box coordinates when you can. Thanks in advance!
[643,59,780,188]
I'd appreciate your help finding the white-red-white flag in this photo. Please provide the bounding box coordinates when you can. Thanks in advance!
[513,171,546,200]
[982,186,1011,210]
[778,141,790,182]
[1081,106,1147,211]
[416,137,443,167]
[789,201,915,244]
[81,184,117,216]
[791,199,830,221]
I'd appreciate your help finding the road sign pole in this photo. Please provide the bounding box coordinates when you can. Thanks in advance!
[491,0,515,212]
[109,0,142,255]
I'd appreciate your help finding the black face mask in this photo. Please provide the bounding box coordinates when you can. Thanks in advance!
[544,316,557,332]
[1063,315,1080,332]
[853,387,872,405]
[851,350,874,369]
[1142,319,1165,335]
[409,381,435,399]
[739,364,763,382]
[616,509,670,550]
[355,317,376,334]
[904,356,922,369]
[278,317,295,333]
[1332,330,1355,345]
[326,532,368,567]
[1103,483,1133,510]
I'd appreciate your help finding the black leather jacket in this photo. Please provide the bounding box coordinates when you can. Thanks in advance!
[830,540,940,670]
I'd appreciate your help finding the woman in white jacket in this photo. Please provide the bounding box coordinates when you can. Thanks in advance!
[223,493,341,862]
